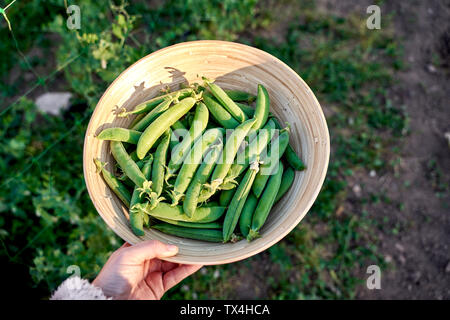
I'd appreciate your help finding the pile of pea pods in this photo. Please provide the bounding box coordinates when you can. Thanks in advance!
[95,78,305,242]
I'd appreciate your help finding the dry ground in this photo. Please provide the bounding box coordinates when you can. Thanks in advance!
[318,0,450,299]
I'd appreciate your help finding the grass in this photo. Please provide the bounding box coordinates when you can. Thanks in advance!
[0,0,407,299]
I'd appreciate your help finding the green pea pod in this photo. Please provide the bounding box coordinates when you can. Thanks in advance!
[169,120,187,150]
[237,102,274,119]
[248,163,284,240]
[97,127,141,144]
[170,128,224,206]
[236,102,255,117]
[205,79,247,123]
[202,118,256,201]
[183,141,223,217]
[274,166,295,203]
[130,174,150,204]
[184,110,197,128]
[179,115,190,128]
[129,212,145,236]
[252,129,290,198]
[129,156,153,236]
[192,83,206,93]
[137,97,197,159]
[152,224,223,242]
[119,176,135,189]
[130,113,146,128]
[247,119,276,164]
[251,84,270,133]
[110,141,147,188]
[219,188,235,207]
[206,117,220,129]
[217,181,237,190]
[152,129,171,196]
[117,155,150,180]
[142,212,150,227]
[224,89,256,103]
[129,150,139,162]
[154,218,222,229]
[133,202,225,223]
[239,193,258,238]
[118,88,193,117]
[135,158,153,180]
[135,159,146,170]
[203,95,240,129]
[94,159,131,208]
[284,145,306,171]
[218,173,244,206]
[201,201,219,207]
[172,120,186,131]
[166,103,209,182]
[132,98,173,132]
[148,129,171,209]
[271,117,306,171]
[225,119,276,184]
[223,163,259,242]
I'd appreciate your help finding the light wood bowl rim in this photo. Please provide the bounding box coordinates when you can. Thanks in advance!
[83,40,330,265]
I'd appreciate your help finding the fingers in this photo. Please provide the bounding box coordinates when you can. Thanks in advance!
[119,240,179,264]
[160,261,180,273]
[146,259,179,274]
[163,264,203,292]
[145,271,165,299]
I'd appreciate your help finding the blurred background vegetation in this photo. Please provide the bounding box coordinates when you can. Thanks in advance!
[1,0,413,299]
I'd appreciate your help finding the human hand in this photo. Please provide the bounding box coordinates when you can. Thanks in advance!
[93,240,202,300]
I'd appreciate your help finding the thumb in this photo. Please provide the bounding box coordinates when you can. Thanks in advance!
[120,240,178,264]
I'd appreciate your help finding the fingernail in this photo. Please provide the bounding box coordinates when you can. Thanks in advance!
[166,244,178,252]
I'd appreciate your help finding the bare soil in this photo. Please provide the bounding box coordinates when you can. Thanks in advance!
[318,0,450,299]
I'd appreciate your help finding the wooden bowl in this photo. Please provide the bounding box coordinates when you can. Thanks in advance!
[83,40,329,265]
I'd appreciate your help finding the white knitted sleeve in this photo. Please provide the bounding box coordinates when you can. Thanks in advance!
[50,276,111,300]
